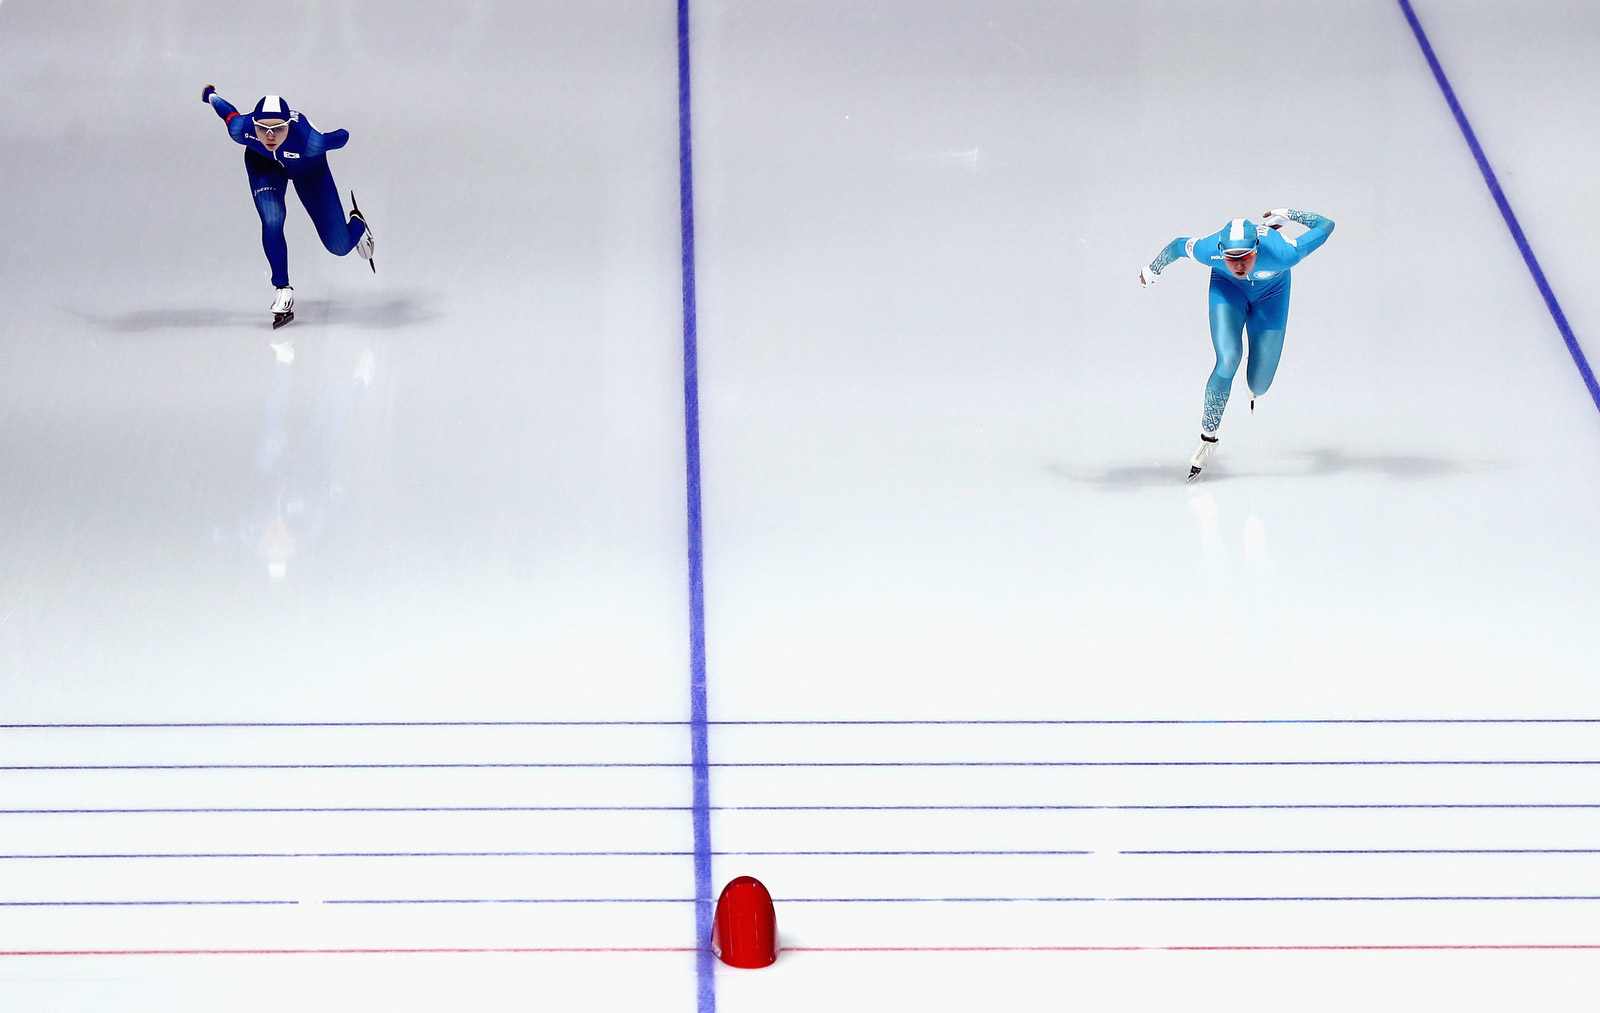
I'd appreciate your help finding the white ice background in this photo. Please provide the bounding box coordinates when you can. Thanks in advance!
[3,1,1600,1010]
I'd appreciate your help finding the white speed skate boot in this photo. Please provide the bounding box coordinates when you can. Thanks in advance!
[1187,433,1219,482]
[270,286,294,330]
[349,191,375,273]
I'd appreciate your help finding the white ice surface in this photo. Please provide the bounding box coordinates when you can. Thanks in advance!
[3,0,1600,1010]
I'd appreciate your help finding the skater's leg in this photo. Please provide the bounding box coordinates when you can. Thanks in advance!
[1246,329,1286,397]
[293,163,365,256]
[246,152,291,287]
[1204,276,1248,435]
[1245,275,1292,398]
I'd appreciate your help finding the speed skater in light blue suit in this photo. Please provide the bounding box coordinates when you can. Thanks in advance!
[1139,208,1335,479]
[202,88,375,323]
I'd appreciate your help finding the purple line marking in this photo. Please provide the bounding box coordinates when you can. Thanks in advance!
[328,898,693,905]
[1397,0,1600,412]
[675,2,714,1011]
[0,806,693,814]
[1126,849,1600,855]
[0,849,1095,860]
[0,852,697,860]
[0,900,294,907]
[771,895,1600,904]
[13,895,1600,908]
[7,803,1600,815]
[318,895,1600,906]
[6,759,1599,771]
[724,849,1095,856]
[7,717,1600,728]
[8,848,1595,860]
[721,803,1600,811]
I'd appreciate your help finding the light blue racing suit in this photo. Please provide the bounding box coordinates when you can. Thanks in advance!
[1148,212,1334,434]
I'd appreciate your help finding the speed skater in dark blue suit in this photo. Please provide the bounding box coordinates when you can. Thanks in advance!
[202,87,375,328]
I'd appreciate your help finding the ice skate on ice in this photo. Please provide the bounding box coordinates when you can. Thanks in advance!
[1187,433,1219,482]
[349,191,375,273]
[271,286,294,329]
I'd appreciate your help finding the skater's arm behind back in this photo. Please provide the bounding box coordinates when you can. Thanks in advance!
[1268,211,1335,267]
[302,126,348,158]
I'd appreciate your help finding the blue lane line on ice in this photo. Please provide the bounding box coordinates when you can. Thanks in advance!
[1125,849,1600,856]
[8,759,1600,770]
[8,803,1600,815]
[10,717,1600,728]
[770,895,1600,904]
[9,848,1600,859]
[13,895,1600,908]
[675,2,714,1011]
[1398,0,1600,412]
[0,850,1097,860]
[0,852,708,860]
[0,900,295,907]
[0,806,695,814]
[327,895,1600,905]
[324,896,694,902]
[720,803,1600,811]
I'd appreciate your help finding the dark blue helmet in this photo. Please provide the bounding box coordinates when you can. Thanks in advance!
[252,95,292,122]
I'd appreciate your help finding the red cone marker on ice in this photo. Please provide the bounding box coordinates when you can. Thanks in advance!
[712,876,777,968]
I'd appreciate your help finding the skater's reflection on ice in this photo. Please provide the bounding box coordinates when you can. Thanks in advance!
[213,341,376,581]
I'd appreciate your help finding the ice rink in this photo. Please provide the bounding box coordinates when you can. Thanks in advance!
[3,0,1600,1009]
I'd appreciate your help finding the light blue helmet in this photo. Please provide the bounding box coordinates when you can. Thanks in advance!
[1218,218,1261,257]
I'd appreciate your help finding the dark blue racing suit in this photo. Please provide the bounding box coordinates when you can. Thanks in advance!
[208,93,367,288]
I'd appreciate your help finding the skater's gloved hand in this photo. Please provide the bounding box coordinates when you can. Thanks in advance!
[202,84,216,104]
[1261,208,1292,230]
[1139,265,1159,288]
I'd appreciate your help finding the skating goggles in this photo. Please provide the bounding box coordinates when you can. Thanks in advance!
[1221,247,1257,259]
[254,120,290,137]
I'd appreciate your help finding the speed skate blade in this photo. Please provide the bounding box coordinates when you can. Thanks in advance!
[1186,466,1202,483]
[272,310,294,330]
[349,190,375,273]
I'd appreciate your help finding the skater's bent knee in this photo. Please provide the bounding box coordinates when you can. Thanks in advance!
[318,234,355,256]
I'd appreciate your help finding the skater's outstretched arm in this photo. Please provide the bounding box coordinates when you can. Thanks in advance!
[1139,236,1200,287]
[202,86,253,144]
[1260,207,1335,264]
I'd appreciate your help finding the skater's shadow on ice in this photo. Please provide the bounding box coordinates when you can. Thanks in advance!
[292,299,439,329]
[1045,461,1179,490]
[65,298,436,334]
[67,307,259,332]
[1295,447,1500,480]
[1049,447,1503,491]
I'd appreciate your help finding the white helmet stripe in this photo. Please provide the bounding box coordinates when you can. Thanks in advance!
[1229,218,1247,243]
[263,95,285,115]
